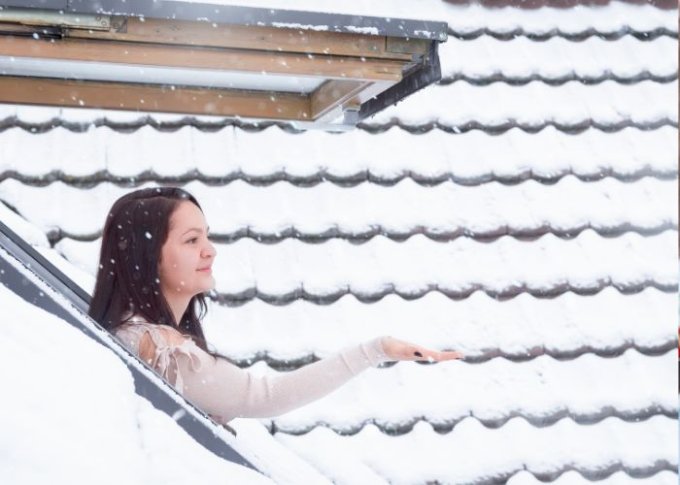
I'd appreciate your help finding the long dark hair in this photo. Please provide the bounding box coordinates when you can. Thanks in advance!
[88,187,211,351]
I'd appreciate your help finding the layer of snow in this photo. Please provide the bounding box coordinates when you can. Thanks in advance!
[507,469,678,485]
[274,415,677,485]
[0,125,676,180]
[0,243,342,484]
[169,0,679,34]
[250,348,676,433]
[199,287,674,360]
[440,35,677,80]
[0,270,274,485]
[0,200,49,247]
[33,245,97,293]
[2,176,674,238]
[270,22,329,32]
[0,2,676,482]
[366,80,678,126]
[224,418,333,484]
[2,218,676,485]
[54,230,677,296]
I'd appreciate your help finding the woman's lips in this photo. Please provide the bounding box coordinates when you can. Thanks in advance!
[197,267,212,272]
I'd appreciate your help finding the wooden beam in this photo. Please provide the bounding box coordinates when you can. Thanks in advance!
[67,17,415,61]
[0,76,312,120]
[0,35,405,82]
[386,37,431,57]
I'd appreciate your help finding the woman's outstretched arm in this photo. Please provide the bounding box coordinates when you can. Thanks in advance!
[133,326,464,424]
[185,336,390,421]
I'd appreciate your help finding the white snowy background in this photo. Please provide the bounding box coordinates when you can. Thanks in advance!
[0,0,678,484]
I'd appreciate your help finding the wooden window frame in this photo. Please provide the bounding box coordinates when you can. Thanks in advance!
[0,10,437,127]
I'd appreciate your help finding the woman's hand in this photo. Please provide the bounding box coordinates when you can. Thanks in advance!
[381,336,464,363]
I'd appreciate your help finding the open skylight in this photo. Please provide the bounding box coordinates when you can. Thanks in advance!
[0,0,446,129]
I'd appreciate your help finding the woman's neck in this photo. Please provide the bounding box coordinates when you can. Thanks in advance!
[163,293,191,327]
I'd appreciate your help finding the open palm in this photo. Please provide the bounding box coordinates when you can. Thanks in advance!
[381,336,464,362]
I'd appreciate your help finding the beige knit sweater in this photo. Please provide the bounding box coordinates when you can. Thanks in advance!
[114,316,391,425]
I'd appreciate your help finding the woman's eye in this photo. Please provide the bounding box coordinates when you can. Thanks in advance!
[187,238,197,243]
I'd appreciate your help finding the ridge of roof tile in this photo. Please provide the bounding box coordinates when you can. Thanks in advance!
[507,469,677,485]
[50,230,677,303]
[273,415,676,484]
[3,176,674,244]
[1,125,676,180]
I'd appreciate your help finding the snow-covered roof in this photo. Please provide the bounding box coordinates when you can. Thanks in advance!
[0,254,278,485]
[0,0,677,483]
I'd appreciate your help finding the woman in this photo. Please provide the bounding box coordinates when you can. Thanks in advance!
[89,187,464,426]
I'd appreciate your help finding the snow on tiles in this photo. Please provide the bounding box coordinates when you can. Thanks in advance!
[0,283,275,485]
[0,0,676,483]
[364,80,678,128]
[0,176,675,239]
[274,415,676,484]
[439,35,677,82]
[1,125,676,181]
[507,470,678,485]
[250,348,676,433]
[198,288,674,359]
[54,230,673,296]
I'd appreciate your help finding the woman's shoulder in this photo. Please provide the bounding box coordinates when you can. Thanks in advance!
[121,316,191,346]
[115,317,151,336]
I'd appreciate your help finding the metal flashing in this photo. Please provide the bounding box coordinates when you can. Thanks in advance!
[358,40,442,122]
[0,1,67,9]
[65,0,448,41]
[0,7,111,29]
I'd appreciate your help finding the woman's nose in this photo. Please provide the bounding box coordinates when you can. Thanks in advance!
[203,240,216,258]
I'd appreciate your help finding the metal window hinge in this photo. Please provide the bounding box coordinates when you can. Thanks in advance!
[0,7,111,31]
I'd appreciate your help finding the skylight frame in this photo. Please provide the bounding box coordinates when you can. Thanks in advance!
[0,1,447,128]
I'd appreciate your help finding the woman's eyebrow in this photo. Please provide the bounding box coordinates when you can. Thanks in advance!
[182,226,210,236]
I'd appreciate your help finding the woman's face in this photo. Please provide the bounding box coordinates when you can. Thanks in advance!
[158,200,216,298]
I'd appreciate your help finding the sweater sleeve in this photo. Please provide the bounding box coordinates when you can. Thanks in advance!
[138,330,392,424]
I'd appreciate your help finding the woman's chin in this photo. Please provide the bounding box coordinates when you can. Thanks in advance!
[202,277,216,292]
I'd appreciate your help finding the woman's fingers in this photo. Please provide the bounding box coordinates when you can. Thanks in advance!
[412,348,464,362]
[431,350,464,361]
[382,337,464,362]
[439,350,465,361]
